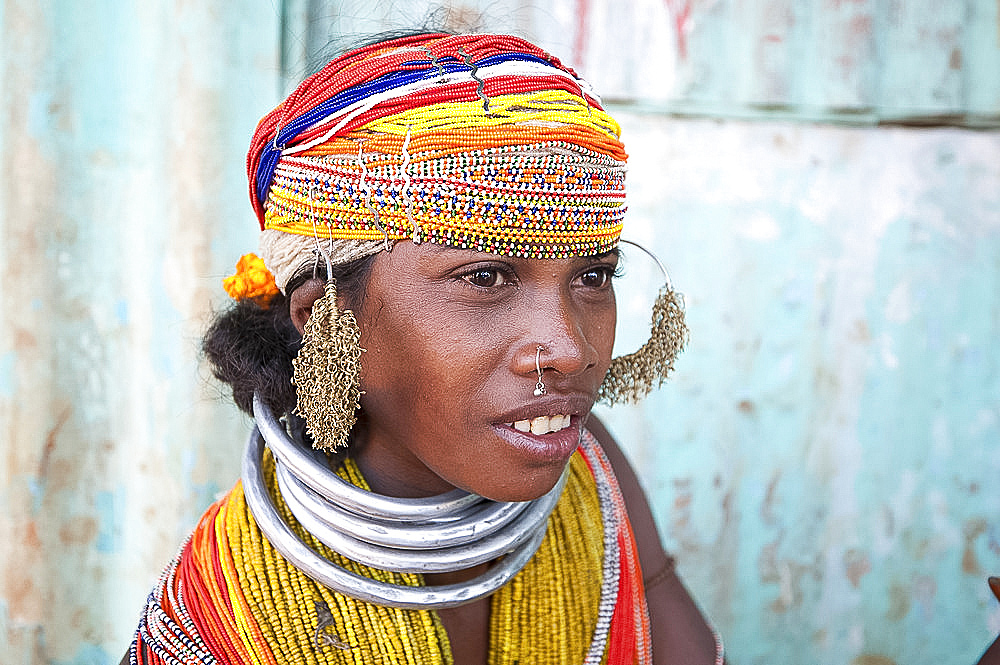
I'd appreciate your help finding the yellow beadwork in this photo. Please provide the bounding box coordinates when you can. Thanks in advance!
[216,450,603,664]
[356,91,622,140]
[262,84,627,261]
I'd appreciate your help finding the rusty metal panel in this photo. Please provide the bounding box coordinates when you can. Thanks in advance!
[529,0,1000,125]
[0,2,281,663]
[287,0,1000,125]
[597,112,1000,664]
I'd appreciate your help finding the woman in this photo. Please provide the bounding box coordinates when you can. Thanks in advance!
[127,32,721,664]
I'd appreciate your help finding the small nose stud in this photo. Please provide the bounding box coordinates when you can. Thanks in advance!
[534,345,547,396]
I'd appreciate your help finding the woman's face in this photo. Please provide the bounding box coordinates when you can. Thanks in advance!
[346,242,618,502]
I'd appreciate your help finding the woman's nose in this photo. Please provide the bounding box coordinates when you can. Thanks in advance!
[515,297,600,383]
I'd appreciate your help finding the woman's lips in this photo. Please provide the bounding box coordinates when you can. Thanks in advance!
[491,415,582,463]
[508,414,573,435]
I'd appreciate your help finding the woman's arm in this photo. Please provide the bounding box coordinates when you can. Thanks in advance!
[587,415,722,665]
[975,578,1000,665]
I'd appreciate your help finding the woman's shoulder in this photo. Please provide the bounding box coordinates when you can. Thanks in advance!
[584,414,674,574]
[584,414,723,664]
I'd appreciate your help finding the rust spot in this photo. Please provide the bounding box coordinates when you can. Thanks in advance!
[849,15,873,36]
[59,516,98,545]
[913,575,937,604]
[851,656,896,665]
[851,319,871,343]
[962,518,988,574]
[949,47,962,70]
[46,458,76,493]
[2,520,45,620]
[5,572,41,620]
[671,478,692,531]
[887,582,909,621]
[38,406,71,480]
[737,399,755,414]
[761,472,781,524]
[14,327,37,350]
[721,490,733,524]
[759,541,780,584]
[844,549,871,588]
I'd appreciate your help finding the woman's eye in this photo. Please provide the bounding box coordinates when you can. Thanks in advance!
[578,267,614,289]
[463,268,506,288]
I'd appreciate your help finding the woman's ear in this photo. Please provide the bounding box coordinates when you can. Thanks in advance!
[289,277,326,334]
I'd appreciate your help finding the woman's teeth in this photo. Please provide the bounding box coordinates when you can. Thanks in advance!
[510,415,572,435]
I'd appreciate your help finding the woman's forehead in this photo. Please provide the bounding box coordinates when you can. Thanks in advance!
[387,241,619,266]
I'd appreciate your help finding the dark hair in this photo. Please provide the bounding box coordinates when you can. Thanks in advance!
[202,253,377,416]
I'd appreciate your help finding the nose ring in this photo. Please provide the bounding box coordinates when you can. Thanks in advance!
[534,345,547,396]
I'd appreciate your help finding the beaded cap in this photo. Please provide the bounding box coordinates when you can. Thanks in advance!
[247,33,627,262]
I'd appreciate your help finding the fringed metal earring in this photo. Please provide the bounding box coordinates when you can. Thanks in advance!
[291,278,363,451]
[291,222,364,451]
[597,240,689,406]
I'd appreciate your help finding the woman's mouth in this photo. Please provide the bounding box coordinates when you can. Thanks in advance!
[492,414,581,464]
[506,414,573,435]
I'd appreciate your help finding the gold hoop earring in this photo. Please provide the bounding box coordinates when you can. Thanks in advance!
[597,241,689,405]
[291,279,363,451]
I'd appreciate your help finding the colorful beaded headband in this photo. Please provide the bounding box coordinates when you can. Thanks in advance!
[246,33,628,260]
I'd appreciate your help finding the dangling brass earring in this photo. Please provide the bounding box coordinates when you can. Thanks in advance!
[291,278,364,451]
[290,203,365,451]
[597,241,689,406]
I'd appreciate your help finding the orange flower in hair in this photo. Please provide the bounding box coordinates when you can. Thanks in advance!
[223,253,279,308]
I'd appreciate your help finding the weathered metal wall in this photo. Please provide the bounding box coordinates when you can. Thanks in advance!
[303,0,1000,125]
[600,115,1000,665]
[1,1,998,664]
[0,2,280,663]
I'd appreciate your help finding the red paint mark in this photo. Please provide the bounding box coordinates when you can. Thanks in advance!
[670,478,693,531]
[850,14,873,35]
[573,0,590,68]
[37,406,71,480]
[663,0,693,59]
[764,34,783,43]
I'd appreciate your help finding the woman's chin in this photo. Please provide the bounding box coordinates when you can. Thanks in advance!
[468,461,571,503]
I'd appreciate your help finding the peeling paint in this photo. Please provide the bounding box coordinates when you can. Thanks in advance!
[964,518,990,575]
[851,656,897,665]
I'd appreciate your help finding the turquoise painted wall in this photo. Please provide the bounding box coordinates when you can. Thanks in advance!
[1,1,998,664]
[0,2,280,663]
[597,116,1000,665]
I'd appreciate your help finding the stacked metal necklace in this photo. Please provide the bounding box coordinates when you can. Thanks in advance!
[242,394,568,610]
